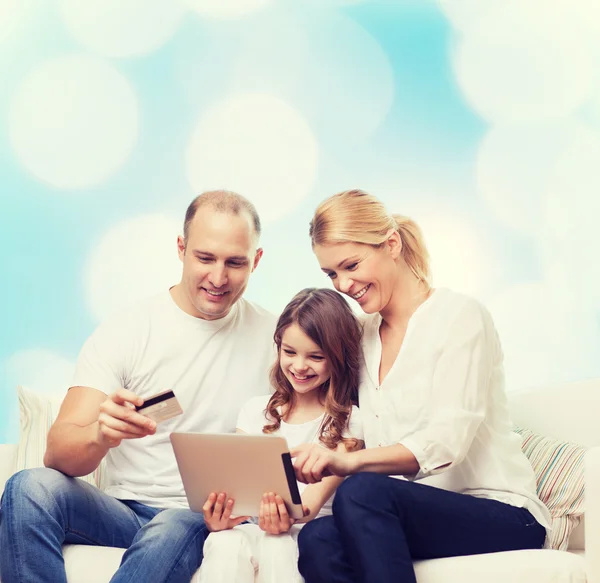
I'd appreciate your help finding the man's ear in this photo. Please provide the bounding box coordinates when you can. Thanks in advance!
[385,229,402,260]
[252,247,264,271]
[177,235,186,261]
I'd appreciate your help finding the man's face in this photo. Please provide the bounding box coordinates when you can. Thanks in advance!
[177,208,262,320]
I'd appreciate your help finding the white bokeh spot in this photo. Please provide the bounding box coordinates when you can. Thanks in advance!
[60,0,185,58]
[229,10,394,140]
[5,349,76,396]
[9,55,139,190]
[541,126,600,311]
[416,212,496,298]
[0,0,29,45]
[85,214,183,322]
[451,3,593,123]
[186,0,271,19]
[488,282,600,390]
[476,121,586,236]
[186,92,318,224]
[439,0,593,37]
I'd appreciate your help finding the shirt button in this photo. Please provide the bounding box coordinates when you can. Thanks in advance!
[378,443,382,447]
[375,414,379,418]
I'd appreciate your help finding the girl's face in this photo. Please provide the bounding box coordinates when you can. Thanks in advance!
[279,323,331,396]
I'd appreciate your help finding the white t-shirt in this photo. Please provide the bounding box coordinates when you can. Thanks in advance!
[359,287,552,533]
[236,394,364,519]
[72,291,277,508]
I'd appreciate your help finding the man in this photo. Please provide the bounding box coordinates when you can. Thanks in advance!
[0,190,277,583]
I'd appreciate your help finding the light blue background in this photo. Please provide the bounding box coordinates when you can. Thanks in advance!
[2,0,599,442]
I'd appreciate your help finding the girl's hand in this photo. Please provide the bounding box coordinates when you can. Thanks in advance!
[258,493,296,534]
[202,492,249,532]
[290,443,355,484]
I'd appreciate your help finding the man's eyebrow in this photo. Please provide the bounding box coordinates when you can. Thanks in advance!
[192,250,249,262]
[227,256,250,263]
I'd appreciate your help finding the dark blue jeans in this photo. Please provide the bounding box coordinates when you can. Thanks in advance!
[298,473,546,583]
[0,468,209,583]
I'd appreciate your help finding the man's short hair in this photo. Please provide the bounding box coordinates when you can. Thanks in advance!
[183,190,261,244]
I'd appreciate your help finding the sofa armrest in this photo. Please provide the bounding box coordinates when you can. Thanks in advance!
[0,444,18,498]
[586,446,600,583]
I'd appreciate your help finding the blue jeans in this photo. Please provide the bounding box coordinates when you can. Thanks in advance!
[0,468,209,583]
[298,473,547,583]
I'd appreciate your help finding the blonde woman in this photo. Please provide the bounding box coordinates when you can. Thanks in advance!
[292,189,550,583]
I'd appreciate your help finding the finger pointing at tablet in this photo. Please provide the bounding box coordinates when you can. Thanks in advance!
[290,444,351,483]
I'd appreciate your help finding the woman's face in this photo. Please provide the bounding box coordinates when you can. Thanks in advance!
[314,241,398,314]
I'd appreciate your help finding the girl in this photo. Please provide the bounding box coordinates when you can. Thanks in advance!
[198,287,364,583]
[292,189,551,583]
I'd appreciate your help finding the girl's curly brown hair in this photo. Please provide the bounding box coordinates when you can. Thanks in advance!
[263,288,363,451]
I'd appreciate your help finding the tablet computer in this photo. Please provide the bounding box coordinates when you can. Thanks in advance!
[170,432,304,519]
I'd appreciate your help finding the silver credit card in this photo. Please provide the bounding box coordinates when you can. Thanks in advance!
[136,389,183,424]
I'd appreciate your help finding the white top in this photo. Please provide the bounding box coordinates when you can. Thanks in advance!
[237,394,364,518]
[359,287,551,532]
[72,291,277,509]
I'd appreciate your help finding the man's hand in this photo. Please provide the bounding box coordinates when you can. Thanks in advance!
[290,444,355,484]
[202,492,249,532]
[96,389,157,449]
[258,492,307,534]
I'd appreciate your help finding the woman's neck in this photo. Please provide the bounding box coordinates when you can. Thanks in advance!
[379,263,431,330]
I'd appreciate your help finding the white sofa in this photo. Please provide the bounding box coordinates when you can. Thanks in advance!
[0,379,598,583]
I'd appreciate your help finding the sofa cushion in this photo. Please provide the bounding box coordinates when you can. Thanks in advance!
[59,545,584,583]
[62,545,204,583]
[16,386,106,489]
[413,549,586,583]
[514,426,585,551]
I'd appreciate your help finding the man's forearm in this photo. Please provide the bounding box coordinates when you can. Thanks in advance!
[44,421,110,477]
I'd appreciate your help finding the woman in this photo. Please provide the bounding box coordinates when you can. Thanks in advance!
[292,189,550,583]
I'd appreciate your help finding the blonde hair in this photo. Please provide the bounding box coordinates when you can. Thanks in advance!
[309,189,431,286]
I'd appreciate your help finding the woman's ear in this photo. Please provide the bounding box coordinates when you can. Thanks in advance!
[385,229,402,259]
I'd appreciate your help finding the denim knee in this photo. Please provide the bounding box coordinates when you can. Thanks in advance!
[141,508,208,544]
[1,468,71,512]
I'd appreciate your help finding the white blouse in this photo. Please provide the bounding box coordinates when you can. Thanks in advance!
[359,287,551,532]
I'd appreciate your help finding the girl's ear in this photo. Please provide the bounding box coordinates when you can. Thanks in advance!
[385,228,402,259]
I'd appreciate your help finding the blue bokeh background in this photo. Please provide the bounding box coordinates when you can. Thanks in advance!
[2,0,599,442]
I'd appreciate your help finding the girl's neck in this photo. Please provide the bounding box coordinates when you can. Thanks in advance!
[379,262,431,330]
[283,388,326,424]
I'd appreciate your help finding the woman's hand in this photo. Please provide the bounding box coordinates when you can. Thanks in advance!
[290,443,355,484]
[202,492,249,532]
[258,493,298,534]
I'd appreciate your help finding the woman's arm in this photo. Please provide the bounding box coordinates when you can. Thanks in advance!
[292,300,499,484]
[295,439,364,522]
[291,441,418,484]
